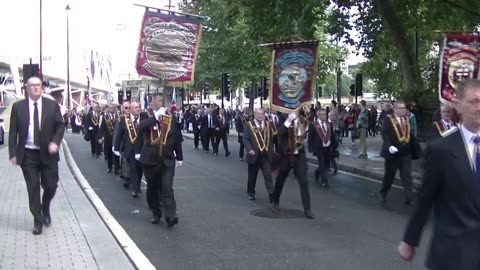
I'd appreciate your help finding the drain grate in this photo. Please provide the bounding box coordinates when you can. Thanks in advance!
[251,208,305,219]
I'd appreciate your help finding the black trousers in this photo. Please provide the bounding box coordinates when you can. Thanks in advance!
[143,162,177,219]
[247,154,274,196]
[193,131,201,148]
[202,129,215,151]
[315,147,331,183]
[21,149,59,225]
[380,155,413,201]
[238,136,244,159]
[214,130,229,154]
[89,131,101,156]
[104,141,116,170]
[126,154,143,192]
[273,154,311,211]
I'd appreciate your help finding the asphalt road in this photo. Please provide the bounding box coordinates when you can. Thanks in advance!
[65,132,430,270]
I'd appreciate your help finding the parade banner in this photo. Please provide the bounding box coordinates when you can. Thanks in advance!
[136,10,202,84]
[439,32,480,105]
[269,42,318,113]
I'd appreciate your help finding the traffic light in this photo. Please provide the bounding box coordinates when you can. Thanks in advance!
[221,73,231,100]
[349,84,355,96]
[262,76,269,99]
[203,81,210,99]
[355,73,363,96]
[180,87,185,99]
[244,88,250,99]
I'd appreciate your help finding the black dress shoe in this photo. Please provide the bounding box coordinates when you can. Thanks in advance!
[271,203,279,213]
[132,190,139,198]
[376,192,386,203]
[151,214,161,224]
[321,182,329,188]
[166,217,179,228]
[32,224,43,235]
[107,168,112,173]
[314,170,320,183]
[247,194,256,201]
[304,210,315,219]
[226,151,231,157]
[114,170,119,175]
[123,183,130,189]
[42,208,51,227]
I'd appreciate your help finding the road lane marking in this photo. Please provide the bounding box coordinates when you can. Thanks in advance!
[62,140,156,270]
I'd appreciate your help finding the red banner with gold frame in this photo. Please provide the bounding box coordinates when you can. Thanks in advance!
[269,42,318,113]
[439,32,480,105]
[136,10,202,84]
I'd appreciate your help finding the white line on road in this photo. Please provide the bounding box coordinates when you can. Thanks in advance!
[62,140,156,270]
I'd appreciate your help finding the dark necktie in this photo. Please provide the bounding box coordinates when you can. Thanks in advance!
[446,123,451,130]
[474,136,480,184]
[33,102,40,146]
[134,116,138,129]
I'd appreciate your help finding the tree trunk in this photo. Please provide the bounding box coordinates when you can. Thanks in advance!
[374,0,425,98]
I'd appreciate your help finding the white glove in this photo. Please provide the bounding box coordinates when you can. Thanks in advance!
[389,146,399,154]
[113,150,121,157]
[159,107,167,116]
[135,154,141,160]
[88,127,93,130]
[287,113,297,122]
[176,160,183,167]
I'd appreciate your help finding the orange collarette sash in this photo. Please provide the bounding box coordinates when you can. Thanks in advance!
[92,114,99,126]
[247,120,270,152]
[388,115,410,143]
[124,114,137,144]
[147,108,172,156]
[104,113,115,135]
[314,121,330,145]
[268,116,278,136]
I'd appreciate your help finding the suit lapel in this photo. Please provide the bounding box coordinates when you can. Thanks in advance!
[41,97,48,134]
[24,98,30,140]
[448,131,479,198]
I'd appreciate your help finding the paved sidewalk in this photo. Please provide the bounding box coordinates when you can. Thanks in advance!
[182,129,423,183]
[0,148,134,270]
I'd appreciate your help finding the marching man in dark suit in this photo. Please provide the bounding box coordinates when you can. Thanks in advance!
[9,76,65,235]
[98,103,119,173]
[308,109,338,188]
[136,92,183,228]
[70,108,82,134]
[86,103,101,158]
[114,102,143,197]
[243,108,275,202]
[200,108,216,152]
[235,108,249,161]
[213,108,231,157]
[432,103,457,138]
[377,100,417,205]
[188,107,202,150]
[398,79,480,270]
[271,111,314,219]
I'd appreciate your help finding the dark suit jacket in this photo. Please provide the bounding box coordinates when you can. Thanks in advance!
[9,97,65,164]
[189,114,201,133]
[402,129,480,270]
[242,119,274,164]
[114,115,139,157]
[380,115,415,159]
[136,114,183,167]
[275,115,306,167]
[307,120,338,156]
[213,114,228,134]
[85,111,99,134]
[98,112,117,147]
[200,114,215,134]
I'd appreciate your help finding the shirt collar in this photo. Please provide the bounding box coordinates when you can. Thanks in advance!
[29,97,42,107]
[460,125,477,143]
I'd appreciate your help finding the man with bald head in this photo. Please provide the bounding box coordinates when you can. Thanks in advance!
[9,76,65,235]
[114,102,144,197]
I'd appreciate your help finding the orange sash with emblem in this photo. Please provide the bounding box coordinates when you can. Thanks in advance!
[124,114,137,144]
[147,108,172,156]
[247,120,270,152]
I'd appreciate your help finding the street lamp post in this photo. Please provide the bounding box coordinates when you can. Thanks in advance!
[66,4,71,110]
[336,59,343,105]
[39,0,43,79]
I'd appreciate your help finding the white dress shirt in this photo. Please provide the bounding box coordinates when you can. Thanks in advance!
[25,98,42,150]
[441,119,453,130]
[460,125,479,171]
